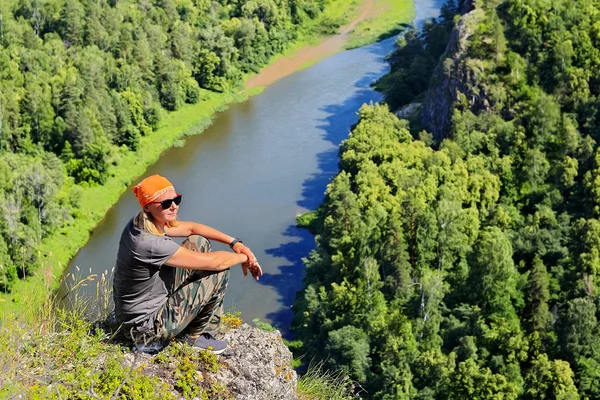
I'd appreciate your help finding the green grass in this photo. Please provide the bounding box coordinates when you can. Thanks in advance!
[0,278,232,399]
[297,360,357,400]
[345,0,415,49]
[317,0,361,29]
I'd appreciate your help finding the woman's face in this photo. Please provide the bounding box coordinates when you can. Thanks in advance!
[144,189,180,226]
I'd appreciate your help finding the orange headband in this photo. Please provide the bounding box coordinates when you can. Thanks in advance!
[133,174,175,207]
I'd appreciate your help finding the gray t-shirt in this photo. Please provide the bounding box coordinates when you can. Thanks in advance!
[113,218,180,327]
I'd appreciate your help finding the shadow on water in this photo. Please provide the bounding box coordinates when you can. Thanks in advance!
[256,0,446,335]
[259,51,389,337]
[56,0,443,336]
[373,22,412,43]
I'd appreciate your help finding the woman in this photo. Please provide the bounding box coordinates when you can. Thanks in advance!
[113,174,262,354]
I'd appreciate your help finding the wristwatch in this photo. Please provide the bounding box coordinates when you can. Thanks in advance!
[229,238,243,249]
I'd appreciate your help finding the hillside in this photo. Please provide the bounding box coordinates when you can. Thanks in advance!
[1,305,301,399]
[293,0,600,397]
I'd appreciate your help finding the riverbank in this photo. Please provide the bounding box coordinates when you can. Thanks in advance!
[247,0,415,88]
[0,0,415,320]
[0,90,253,319]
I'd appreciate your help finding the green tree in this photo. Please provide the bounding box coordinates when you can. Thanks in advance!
[470,227,519,317]
[524,354,580,400]
[523,256,552,336]
[324,325,371,384]
[58,0,85,47]
[560,297,598,365]
[443,358,519,400]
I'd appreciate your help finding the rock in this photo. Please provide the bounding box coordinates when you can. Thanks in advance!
[395,102,421,119]
[113,321,298,399]
[213,324,298,400]
[420,3,486,140]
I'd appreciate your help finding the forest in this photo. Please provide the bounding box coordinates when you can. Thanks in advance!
[0,0,333,292]
[293,0,600,398]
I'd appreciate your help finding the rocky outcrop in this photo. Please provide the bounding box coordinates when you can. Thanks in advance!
[395,102,422,119]
[420,6,486,140]
[121,324,298,400]
[215,324,298,399]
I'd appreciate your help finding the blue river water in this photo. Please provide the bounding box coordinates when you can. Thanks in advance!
[63,0,443,336]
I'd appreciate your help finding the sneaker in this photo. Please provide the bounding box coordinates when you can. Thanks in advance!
[132,341,166,355]
[187,333,228,355]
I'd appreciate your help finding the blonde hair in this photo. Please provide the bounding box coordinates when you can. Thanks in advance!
[134,209,178,236]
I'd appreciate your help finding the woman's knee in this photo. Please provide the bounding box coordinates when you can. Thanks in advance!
[184,235,212,253]
[216,269,230,290]
[204,269,230,295]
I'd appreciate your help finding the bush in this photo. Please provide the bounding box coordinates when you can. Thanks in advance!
[0,264,17,293]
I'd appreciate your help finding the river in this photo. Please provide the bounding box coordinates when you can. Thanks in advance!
[61,0,443,336]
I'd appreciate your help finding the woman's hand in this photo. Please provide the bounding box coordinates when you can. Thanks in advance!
[233,243,262,279]
[243,260,263,280]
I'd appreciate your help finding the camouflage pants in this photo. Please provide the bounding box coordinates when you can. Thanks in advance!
[151,235,230,342]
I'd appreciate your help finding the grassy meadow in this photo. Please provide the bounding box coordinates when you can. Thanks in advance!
[345,0,416,49]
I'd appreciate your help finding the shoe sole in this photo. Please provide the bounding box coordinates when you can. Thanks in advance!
[183,335,227,354]
[193,346,227,355]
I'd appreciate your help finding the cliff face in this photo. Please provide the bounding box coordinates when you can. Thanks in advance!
[122,324,298,400]
[212,324,298,399]
[420,6,486,140]
[7,307,301,399]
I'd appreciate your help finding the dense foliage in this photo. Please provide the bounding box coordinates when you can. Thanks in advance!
[293,0,600,397]
[375,3,454,112]
[0,0,331,291]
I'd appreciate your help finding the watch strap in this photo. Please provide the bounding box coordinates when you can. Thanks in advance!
[229,238,243,249]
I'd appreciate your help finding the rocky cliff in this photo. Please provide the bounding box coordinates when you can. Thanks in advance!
[212,324,298,399]
[420,4,486,140]
[5,306,304,399]
[122,324,298,400]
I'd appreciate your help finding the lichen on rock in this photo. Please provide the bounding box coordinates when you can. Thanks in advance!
[215,324,298,399]
[121,323,298,400]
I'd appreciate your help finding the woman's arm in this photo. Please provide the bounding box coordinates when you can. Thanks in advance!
[165,247,248,271]
[165,221,262,279]
[165,221,235,244]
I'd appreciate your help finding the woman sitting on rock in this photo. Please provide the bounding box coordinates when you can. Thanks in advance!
[113,174,262,354]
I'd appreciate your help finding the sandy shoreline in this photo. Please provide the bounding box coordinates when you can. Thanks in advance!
[245,0,378,89]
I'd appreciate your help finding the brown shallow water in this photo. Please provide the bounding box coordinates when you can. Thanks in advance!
[246,0,376,89]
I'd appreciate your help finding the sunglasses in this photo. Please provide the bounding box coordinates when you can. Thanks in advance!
[153,194,182,210]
